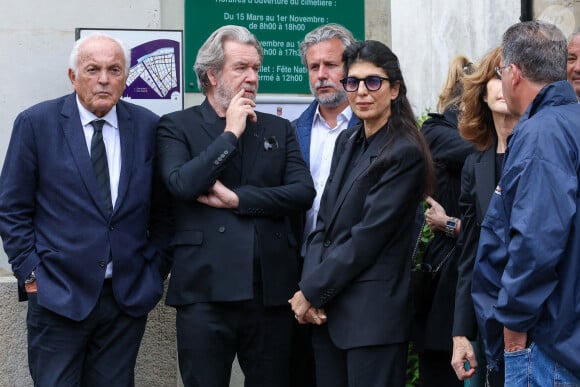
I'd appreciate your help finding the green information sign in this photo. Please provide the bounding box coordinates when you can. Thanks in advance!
[184,0,364,94]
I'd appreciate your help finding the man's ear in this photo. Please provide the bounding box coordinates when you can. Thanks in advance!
[207,69,219,87]
[68,68,76,85]
[510,64,521,88]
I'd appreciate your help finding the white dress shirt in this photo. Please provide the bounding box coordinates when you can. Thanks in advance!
[302,104,353,255]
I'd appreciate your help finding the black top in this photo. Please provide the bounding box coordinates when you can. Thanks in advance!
[414,107,476,351]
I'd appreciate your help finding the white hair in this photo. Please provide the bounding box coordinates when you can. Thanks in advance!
[69,33,131,76]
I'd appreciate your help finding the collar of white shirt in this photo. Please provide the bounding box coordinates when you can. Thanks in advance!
[313,104,353,130]
[76,95,119,130]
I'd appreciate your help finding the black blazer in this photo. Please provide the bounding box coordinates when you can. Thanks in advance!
[453,145,497,337]
[157,99,315,307]
[299,124,427,349]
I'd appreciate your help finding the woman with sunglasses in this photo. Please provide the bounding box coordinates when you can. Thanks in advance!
[290,40,434,386]
[450,47,518,386]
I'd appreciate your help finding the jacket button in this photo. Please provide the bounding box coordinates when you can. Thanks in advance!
[98,260,106,268]
[275,232,282,239]
[323,240,331,247]
[109,224,114,231]
[218,226,226,233]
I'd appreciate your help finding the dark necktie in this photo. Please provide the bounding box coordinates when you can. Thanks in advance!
[90,119,113,216]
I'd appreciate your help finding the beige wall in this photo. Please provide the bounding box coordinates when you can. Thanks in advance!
[392,1,520,113]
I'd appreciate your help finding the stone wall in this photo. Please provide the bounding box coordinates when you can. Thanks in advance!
[0,277,246,386]
[0,277,178,386]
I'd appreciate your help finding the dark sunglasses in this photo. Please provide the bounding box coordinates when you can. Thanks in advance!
[340,76,390,92]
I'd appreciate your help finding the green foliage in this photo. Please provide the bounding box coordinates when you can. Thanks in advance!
[415,200,434,266]
[406,112,436,387]
[405,130,435,382]
[416,108,432,128]
[406,344,420,387]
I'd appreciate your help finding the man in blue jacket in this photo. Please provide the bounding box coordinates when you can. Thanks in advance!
[473,20,580,385]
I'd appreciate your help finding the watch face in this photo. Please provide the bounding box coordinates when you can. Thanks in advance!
[445,218,457,237]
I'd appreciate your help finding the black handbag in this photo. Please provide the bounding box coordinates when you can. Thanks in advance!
[410,208,456,320]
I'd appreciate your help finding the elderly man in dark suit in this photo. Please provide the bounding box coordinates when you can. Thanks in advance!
[156,25,315,387]
[0,33,172,386]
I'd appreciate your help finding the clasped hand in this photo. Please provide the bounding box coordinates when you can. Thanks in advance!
[289,290,327,325]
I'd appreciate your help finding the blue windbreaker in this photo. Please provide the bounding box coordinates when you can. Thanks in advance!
[472,81,580,378]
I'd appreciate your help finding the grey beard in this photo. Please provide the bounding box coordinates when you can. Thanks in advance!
[215,82,257,112]
[215,82,233,113]
[313,89,348,109]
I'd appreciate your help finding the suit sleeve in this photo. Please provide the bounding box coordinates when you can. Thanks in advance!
[156,113,238,201]
[148,161,175,278]
[452,156,479,338]
[300,141,426,307]
[0,111,41,283]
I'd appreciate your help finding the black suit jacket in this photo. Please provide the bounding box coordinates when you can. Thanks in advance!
[452,145,497,337]
[157,99,315,307]
[299,124,427,349]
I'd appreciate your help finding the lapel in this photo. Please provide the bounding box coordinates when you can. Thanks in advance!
[295,101,318,166]
[59,93,110,218]
[322,128,358,210]
[199,99,222,142]
[326,125,384,228]
[474,146,497,222]
[113,101,134,217]
[240,119,265,183]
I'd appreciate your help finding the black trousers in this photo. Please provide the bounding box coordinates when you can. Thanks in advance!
[311,324,408,387]
[290,322,316,387]
[418,350,463,387]
[26,280,147,387]
[176,299,293,387]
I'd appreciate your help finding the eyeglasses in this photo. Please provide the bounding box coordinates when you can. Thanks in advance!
[340,76,390,92]
[494,65,509,80]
